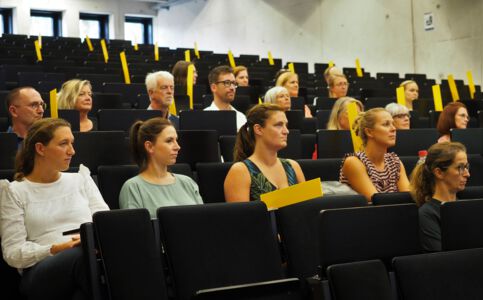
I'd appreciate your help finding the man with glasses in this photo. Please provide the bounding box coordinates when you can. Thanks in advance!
[6,87,45,146]
[204,65,247,130]
[145,71,179,129]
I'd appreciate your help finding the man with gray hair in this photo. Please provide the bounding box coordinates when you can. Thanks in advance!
[145,71,179,129]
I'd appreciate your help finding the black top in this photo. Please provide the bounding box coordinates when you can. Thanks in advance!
[419,198,442,252]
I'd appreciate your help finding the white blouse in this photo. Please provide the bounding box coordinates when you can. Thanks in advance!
[0,165,109,269]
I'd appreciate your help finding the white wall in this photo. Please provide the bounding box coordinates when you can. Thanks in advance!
[412,0,483,84]
[157,0,415,75]
[0,0,157,40]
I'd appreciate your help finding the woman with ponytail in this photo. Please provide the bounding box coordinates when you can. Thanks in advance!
[1,118,108,300]
[224,103,305,202]
[119,117,202,217]
[339,108,410,202]
[410,142,469,252]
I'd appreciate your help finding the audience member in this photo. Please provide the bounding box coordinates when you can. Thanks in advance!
[339,108,410,202]
[436,102,469,143]
[327,97,364,130]
[145,71,179,129]
[400,80,419,110]
[263,86,291,111]
[323,66,344,85]
[172,60,198,86]
[233,65,249,87]
[57,79,96,132]
[328,74,349,99]
[119,117,202,217]
[410,142,469,252]
[275,70,312,117]
[204,65,247,130]
[0,118,109,300]
[385,102,411,129]
[224,104,305,202]
[5,87,45,146]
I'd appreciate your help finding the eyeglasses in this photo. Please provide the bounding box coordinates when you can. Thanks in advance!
[215,80,238,88]
[456,113,470,120]
[393,113,410,119]
[15,101,47,110]
[454,163,470,175]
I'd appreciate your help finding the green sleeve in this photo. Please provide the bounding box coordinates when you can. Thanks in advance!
[119,179,144,209]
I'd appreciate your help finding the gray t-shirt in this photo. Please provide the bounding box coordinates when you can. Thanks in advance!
[119,173,203,217]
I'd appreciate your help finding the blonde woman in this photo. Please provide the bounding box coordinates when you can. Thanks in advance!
[57,79,96,132]
[399,80,419,110]
[326,97,364,130]
[275,70,312,117]
[328,74,349,99]
[339,108,410,202]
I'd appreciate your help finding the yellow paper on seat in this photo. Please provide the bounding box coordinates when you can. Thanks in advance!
[228,50,236,68]
[187,64,195,109]
[50,89,58,119]
[288,62,295,74]
[261,178,322,210]
[432,85,443,112]
[154,42,159,61]
[447,74,460,101]
[396,86,406,106]
[194,42,200,59]
[347,102,363,152]
[185,50,191,62]
[355,58,363,77]
[120,51,131,84]
[100,39,109,63]
[34,40,42,62]
[467,71,476,100]
[268,51,275,66]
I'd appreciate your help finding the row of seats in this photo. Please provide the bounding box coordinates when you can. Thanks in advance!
[80,199,483,299]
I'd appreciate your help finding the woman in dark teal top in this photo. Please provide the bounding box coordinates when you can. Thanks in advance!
[224,103,305,202]
[410,142,470,252]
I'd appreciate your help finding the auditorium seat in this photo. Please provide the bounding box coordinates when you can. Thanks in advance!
[97,109,161,132]
[318,204,421,276]
[327,260,393,300]
[371,192,414,205]
[389,128,439,156]
[177,130,221,169]
[0,133,18,169]
[441,199,483,251]
[81,209,169,300]
[393,248,483,300]
[179,110,237,136]
[157,202,303,300]
[196,162,232,203]
[276,195,367,278]
[452,128,483,155]
[317,130,352,159]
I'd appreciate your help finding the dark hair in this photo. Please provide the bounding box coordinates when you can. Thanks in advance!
[15,118,71,181]
[410,142,466,206]
[208,65,233,85]
[5,86,35,117]
[130,117,173,171]
[233,103,285,162]
[172,60,194,86]
[436,102,467,136]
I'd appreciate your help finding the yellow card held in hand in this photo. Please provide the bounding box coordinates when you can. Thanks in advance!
[432,85,443,112]
[194,42,200,59]
[355,58,363,77]
[85,36,94,51]
[268,51,275,66]
[467,71,476,100]
[228,50,236,68]
[169,97,177,116]
[154,43,159,61]
[328,61,334,68]
[50,89,58,119]
[187,64,195,109]
[288,62,295,73]
[347,102,363,152]
[34,40,42,62]
[396,86,406,106]
[447,74,460,101]
[120,51,131,84]
[100,39,109,63]
[185,50,191,62]
[261,178,323,210]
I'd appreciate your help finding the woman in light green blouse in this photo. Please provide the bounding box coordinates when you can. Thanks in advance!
[119,117,203,217]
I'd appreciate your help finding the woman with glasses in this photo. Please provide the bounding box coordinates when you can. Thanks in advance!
[339,108,410,202]
[58,79,96,132]
[263,86,291,111]
[410,142,470,252]
[327,97,364,130]
[436,102,469,143]
[275,70,312,117]
[0,118,109,299]
[385,103,411,129]
[328,74,349,99]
